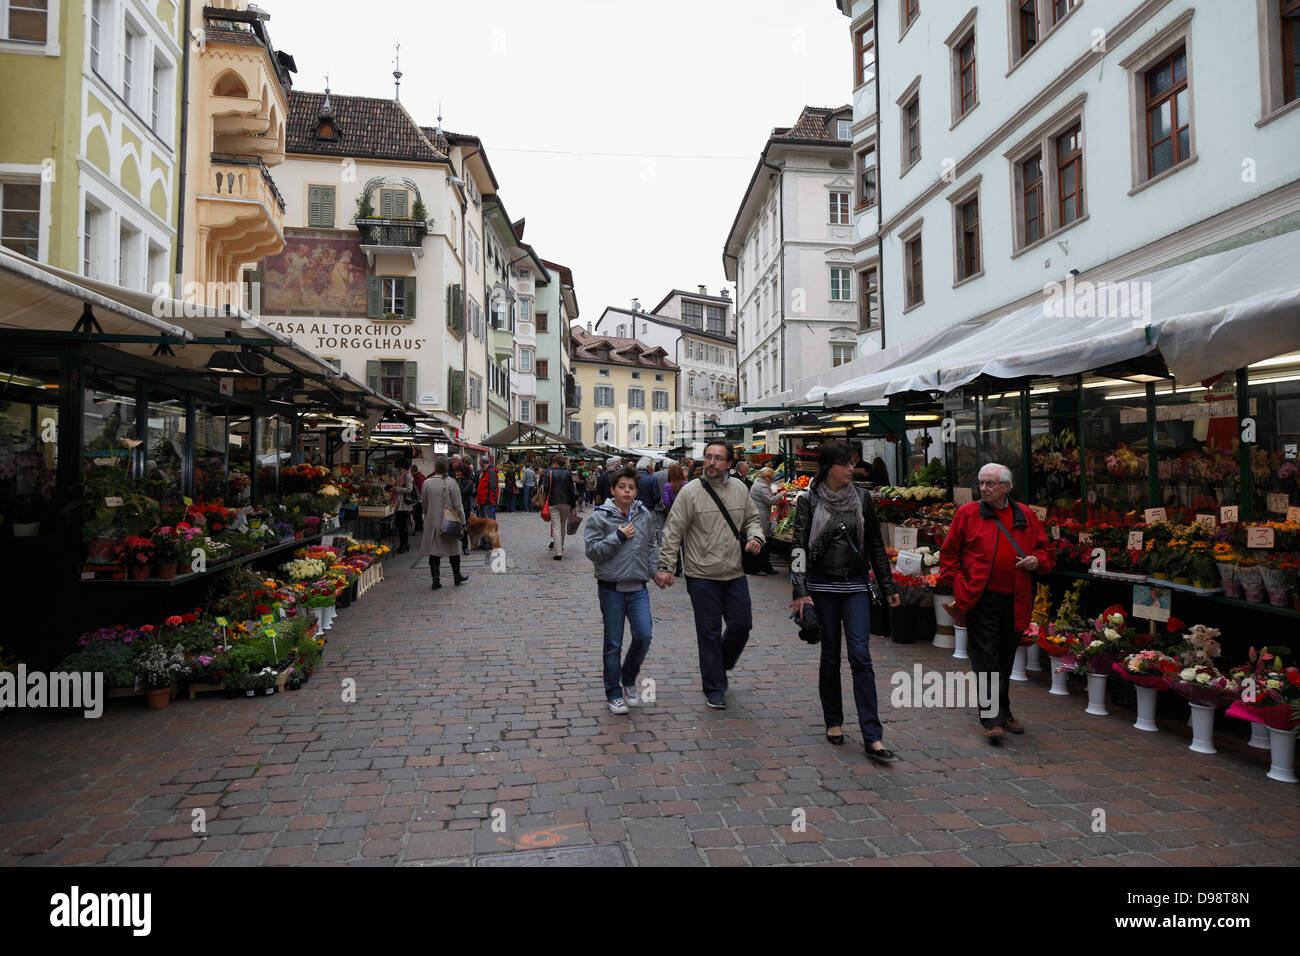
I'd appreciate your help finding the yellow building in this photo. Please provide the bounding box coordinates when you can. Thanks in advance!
[569,328,678,452]
[182,0,293,306]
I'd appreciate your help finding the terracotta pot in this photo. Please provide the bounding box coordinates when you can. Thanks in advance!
[146,686,172,710]
[87,539,118,561]
[178,562,192,575]
[130,564,152,580]
[156,563,177,580]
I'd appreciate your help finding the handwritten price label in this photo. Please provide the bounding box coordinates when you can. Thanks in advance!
[895,550,923,575]
[893,527,918,551]
[215,616,228,627]
[1195,514,1217,531]
[104,497,123,508]
[1144,508,1167,524]
[1267,493,1290,514]
[261,613,275,626]
[1289,506,1300,524]
[1220,505,1239,524]
[1050,524,1060,539]
[1127,531,1144,550]
[1078,532,1092,544]
[1028,505,1048,520]
[1246,526,1276,549]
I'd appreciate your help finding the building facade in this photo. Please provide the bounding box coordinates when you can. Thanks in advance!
[570,327,678,451]
[539,258,580,440]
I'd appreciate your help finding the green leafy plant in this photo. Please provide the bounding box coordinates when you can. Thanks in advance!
[57,642,138,689]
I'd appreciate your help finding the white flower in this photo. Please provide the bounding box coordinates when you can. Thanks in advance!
[1087,640,1104,650]
[1107,613,1124,627]
[1195,672,1212,684]
[1180,668,1197,681]
[1103,627,1121,642]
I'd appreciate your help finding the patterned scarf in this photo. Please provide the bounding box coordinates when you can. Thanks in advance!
[808,480,863,562]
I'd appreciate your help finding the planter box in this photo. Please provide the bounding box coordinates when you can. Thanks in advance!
[357,505,392,517]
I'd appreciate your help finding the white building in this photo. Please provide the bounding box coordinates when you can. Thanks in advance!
[722,105,857,409]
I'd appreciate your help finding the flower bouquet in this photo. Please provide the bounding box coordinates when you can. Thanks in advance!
[1075,604,1139,674]
[281,557,327,582]
[1226,647,1300,730]
[1114,650,1181,690]
[1167,664,1240,708]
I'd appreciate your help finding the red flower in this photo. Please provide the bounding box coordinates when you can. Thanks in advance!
[1287,671,1300,686]
[1102,604,1126,620]
[1156,660,1179,674]
[1165,617,1186,634]
[182,613,197,624]
[1132,632,1154,649]
[255,604,271,615]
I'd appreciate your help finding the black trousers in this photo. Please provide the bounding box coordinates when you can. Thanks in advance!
[394,511,409,550]
[428,555,461,579]
[966,590,1016,728]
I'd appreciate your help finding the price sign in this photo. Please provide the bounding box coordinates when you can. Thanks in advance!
[1144,508,1167,524]
[1050,524,1060,539]
[893,527,918,551]
[1028,505,1048,521]
[1220,505,1239,524]
[182,496,193,506]
[1195,514,1218,531]
[1078,532,1092,544]
[1289,506,1300,524]
[104,497,123,508]
[953,487,973,505]
[215,616,228,627]
[895,550,923,575]
[1131,584,1171,623]
[1127,531,1144,550]
[321,535,334,548]
[1246,526,1276,549]
[1267,493,1290,514]
[250,520,262,530]
[1086,489,1098,504]
[261,613,275,626]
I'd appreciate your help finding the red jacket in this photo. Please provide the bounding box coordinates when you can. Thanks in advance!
[939,498,1054,632]
[476,467,498,506]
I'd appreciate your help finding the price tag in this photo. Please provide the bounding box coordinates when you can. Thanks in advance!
[953,487,973,505]
[215,616,228,627]
[264,628,276,639]
[104,497,123,508]
[1127,531,1144,550]
[893,527,918,551]
[1050,525,1060,539]
[1220,505,1239,524]
[1086,489,1097,504]
[321,535,334,548]
[1144,508,1167,524]
[1195,514,1217,531]
[1246,526,1276,549]
[1078,532,1092,544]
[279,606,287,620]
[250,520,261,530]
[261,613,275,626]
[183,496,193,506]
[895,550,924,575]
[1267,493,1290,514]
[1289,506,1300,524]
[1028,505,1048,521]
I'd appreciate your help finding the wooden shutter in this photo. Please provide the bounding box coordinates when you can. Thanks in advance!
[367,275,381,317]
[448,368,465,415]
[308,185,322,227]
[404,362,417,404]
[380,189,393,219]
[366,360,380,393]
[404,276,416,318]
[394,191,408,218]
[452,284,464,333]
[320,186,334,227]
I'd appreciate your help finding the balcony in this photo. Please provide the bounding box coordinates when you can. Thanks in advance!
[195,152,286,284]
[355,218,427,268]
[566,381,581,412]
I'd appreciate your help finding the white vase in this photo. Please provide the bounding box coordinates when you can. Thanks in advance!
[1133,685,1159,732]
[932,600,955,649]
[1011,646,1029,682]
[1085,672,1108,716]
[1187,703,1217,755]
[1266,726,1298,783]
[1249,722,1270,750]
[1050,660,1071,696]
[1025,644,1043,672]
[952,625,969,660]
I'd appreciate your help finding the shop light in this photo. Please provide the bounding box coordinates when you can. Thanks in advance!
[1028,386,1059,395]
[1247,353,1300,369]
[832,414,873,422]
[819,426,849,433]
[1103,385,1207,401]
[905,414,942,423]
[1247,374,1300,386]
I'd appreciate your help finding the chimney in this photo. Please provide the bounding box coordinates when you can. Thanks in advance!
[721,288,731,300]
[586,321,593,333]
[698,285,707,296]
[630,298,641,311]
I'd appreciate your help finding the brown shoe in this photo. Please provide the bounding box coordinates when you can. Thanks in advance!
[1004,718,1024,734]
[984,726,1005,741]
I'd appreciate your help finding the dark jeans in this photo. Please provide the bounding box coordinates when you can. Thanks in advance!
[597,585,652,700]
[966,589,1015,728]
[504,490,517,512]
[394,510,409,550]
[685,576,753,696]
[428,554,462,579]
[523,483,535,511]
[412,501,423,532]
[812,589,882,743]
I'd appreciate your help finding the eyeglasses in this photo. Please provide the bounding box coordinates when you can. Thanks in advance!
[978,479,1009,487]
[703,455,730,463]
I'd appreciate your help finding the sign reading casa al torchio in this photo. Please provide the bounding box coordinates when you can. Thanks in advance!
[260,320,427,353]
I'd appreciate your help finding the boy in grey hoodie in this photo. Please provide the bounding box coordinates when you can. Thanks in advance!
[584,466,656,715]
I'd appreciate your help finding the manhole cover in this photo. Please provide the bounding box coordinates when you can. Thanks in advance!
[473,844,630,867]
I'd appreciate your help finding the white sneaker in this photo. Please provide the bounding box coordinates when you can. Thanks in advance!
[608,697,629,715]
[623,684,639,706]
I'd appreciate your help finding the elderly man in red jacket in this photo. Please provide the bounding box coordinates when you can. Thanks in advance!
[939,462,1054,741]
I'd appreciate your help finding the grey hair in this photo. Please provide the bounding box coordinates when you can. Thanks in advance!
[636,456,653,471]
[979,462,1014,488]
[606,457,621,470]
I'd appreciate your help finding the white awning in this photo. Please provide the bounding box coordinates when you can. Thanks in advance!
[825,229,1300,405]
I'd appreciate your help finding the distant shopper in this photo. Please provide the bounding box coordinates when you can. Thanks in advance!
[452,454,476,554]
[584,468,597,506]
[476,457,499,520]
[746,466,779,575]
[542,454,577,559]
[595,456,620,506]
[522,462,538,512]
[585,466,656,715]
[419,455,468,589]
[411,462,426,533]
[503,464,519,513]
[390,458,415,554]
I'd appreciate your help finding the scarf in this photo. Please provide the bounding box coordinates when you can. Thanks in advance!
[808,480,863,562]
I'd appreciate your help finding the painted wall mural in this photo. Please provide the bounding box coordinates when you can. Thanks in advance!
[261,233,366,316]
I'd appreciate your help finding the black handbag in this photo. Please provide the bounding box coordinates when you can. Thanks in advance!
[792,603,823,644]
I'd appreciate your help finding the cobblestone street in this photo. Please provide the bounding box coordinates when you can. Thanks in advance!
[2,510,1298,867]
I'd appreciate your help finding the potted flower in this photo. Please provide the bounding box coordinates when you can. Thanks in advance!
[1114,650,1181,732]
[1227,647,1300,782]
[1212,543,1239,597]
[1237,554,1265,603]
[1260,553,1296,607]
[121,535,155,579]
[134,642,190,708]
[152,527,183,579]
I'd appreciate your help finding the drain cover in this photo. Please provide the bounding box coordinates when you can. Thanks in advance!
[473,844,630,867]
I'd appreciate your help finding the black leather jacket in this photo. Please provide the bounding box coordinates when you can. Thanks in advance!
[790,484,896,600]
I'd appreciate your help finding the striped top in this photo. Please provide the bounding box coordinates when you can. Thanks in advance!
[807,572,869,594]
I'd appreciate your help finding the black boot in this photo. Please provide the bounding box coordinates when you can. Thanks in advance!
[429,556,442,590]
[451,555,468,585]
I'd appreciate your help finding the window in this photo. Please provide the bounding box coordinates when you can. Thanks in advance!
[520,298,531,323]
[379,188,409,218]
[568,419,582,442]
[1017,0,1037,57]
[956,32,977,117]
[1021,153,1044,245]
[469,375,482,412]
[1008,101,1086,250]
[902,0,919,33]
[536,312,548,333]
[1282,0,1300,105]
[681,300,703,329]
[832,343,855,367]
[1052,0,1077,25]
[955,194,981,281]
[903,93,921,169]
[904,233,923,308]
[705,305,726,333]
[857,145,877,208]
[628,421,644,445]
[520,399,531,422]
[685,340,693,360]
[855,23,875,87]
[148,242,167,294]
[242,268,261,313]
[653,389,669,411]
[151,58,167,134]
[830,266,852,302]
[377,360,411,402]
[594,385,614,407]
[1056,123,1083,225]
[656,372,665,382]
[595,418,613,444]
[829,190,850,225]
[535,402,549,424]
[598,367,610,377]
[837,119,852,140]
[859,266,880,331]
[536,359,549,380]
[123,23,140,108]
[5,0,47,42]
[1144,47,1190,178]
[89,0,102,70]
[518,267,530,278]
[118,222,139,288]
[1,182,39,258]
[381,277,406,317]
[307,185,335,228]
[628,387,645,409]
[654,422,669,447]
[631,371,641,380]
[82,200,104,278]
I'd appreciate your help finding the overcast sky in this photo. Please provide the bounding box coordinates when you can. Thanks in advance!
[270,0,852,325]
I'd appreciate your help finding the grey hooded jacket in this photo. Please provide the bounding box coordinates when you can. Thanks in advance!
[584,499,656,587]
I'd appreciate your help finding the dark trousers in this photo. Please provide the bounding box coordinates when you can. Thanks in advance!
[412,501,423,532]
[812,590,882,743]
[685,576,753,696]
[394,511,409,550]
[966,589,1016,728]
[428,555,462,580]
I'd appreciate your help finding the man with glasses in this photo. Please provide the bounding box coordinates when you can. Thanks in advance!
[938,463,1054,741]
[655,440,765,710]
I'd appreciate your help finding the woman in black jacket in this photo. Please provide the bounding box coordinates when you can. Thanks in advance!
[791,440,901,763]
[541,454,577,560]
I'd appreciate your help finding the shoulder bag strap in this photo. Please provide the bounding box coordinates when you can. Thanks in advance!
[698,478,743,543]
[991,506,1027,559]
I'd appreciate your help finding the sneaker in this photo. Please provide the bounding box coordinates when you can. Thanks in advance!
[623,683,639,706]
[704,692,726,710]
[608,696,629,715]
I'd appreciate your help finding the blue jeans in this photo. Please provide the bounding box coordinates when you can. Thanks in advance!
[522,484,535,512]
[812,590,882,743]
[685,576,753,695]
[598,585,652,700]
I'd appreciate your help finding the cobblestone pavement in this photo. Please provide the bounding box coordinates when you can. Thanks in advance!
[2,509,1298,867]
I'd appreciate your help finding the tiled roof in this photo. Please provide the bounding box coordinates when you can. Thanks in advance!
[771,105,852,145]
[570,328,678,371]
[287,91,448,163]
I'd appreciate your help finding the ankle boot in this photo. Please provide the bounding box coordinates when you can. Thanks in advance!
[429,557,442,590]
[451,555,468,585]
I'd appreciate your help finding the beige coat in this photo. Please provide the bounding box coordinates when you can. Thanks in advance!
[657,475,765,580]
[418,475,464,557]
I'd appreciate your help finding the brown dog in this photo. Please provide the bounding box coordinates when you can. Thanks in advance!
[465,516,501,550]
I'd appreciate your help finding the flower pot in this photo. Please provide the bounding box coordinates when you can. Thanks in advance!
[1151,572,1170,581]
[1011,646,1029,682]
[914,604,936,644]
[1024,643,1042,672]
[130,564,152,580]
[952,625,969,660]
[146,686,172,710]
[87,539,117,561]
[1266,726,1298,783]
[1187,702,1217,754]
[1085,672,1108,716]
[1238,565,1265,603]
[178,561,192,575]
[156,563,177,580]
[1133,685,1159,732]
[932,599,955,649]
[1249,721,1270,750]
[1050,660,1071,696]
[889,604,917,644]
[1172,576,1191,586]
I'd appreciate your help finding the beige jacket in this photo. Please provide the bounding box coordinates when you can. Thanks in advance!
[658,475,765,580]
